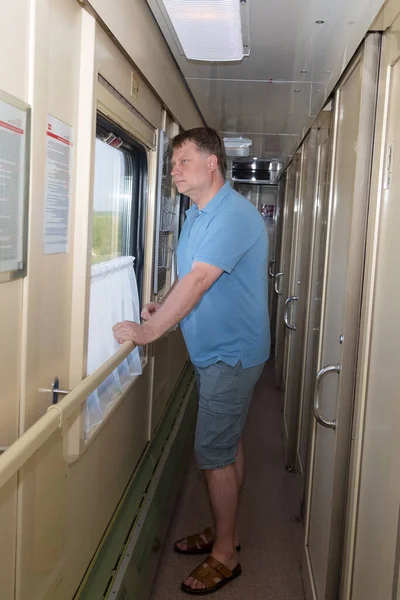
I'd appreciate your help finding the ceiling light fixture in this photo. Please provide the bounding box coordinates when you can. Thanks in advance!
[315,20,325,24]
[295,89,300,92]
[223,137,252,157]
[161,0,248,61]
[301,70,307,73]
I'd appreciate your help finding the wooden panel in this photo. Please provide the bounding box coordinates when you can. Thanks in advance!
[0,476,17,599]
[63,369,150,599]
[347,19,400,599]
[0,1,31,597]
[95,25,162,131]
[16,433,67,600]
[152,336,171,431]
[21,0,82,430]
[152,329,189,432]
[87,0,203,129]
[0,281,22,447]
[0,0,30,100]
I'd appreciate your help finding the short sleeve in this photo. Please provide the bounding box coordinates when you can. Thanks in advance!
[193,211,263,274]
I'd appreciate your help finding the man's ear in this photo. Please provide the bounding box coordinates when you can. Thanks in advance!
[208,154,218,173]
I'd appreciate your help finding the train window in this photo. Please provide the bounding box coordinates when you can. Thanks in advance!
[91,140,133,265]
[85,115,147,438]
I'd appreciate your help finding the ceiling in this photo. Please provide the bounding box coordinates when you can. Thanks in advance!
[146,0,385,162]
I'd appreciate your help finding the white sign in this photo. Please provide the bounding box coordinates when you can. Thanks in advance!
[0,98,27,274]
[44,115,73,254]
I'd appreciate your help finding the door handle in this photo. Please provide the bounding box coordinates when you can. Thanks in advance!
[313,364,341,430]
[284,296,298,330]
[274,272,284,296]
[268,259,276,278]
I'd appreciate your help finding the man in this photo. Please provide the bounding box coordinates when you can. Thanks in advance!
[113,127,270,595]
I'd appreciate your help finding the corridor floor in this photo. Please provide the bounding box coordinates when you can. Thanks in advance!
[150,361,305,600]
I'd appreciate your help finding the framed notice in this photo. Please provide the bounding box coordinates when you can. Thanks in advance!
[44,115,73,254]
[0,90,31,283]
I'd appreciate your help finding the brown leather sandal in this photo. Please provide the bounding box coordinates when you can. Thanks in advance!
[181,555,242,595]
[174,527,241,555]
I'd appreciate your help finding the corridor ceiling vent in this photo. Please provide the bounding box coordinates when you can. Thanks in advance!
[223,137,252,157]
[160,0,247,62]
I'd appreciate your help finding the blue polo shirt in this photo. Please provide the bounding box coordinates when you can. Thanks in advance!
[176,182,270,369]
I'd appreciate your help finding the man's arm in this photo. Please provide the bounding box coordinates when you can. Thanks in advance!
[113,262,223,345]
[160,278,178,304]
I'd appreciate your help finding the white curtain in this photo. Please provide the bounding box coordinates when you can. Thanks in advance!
[85,256,142,437]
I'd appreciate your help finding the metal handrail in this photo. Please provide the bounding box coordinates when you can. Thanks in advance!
[0,341,134,489]
[284,296,298,330]
[48,341,134,422]
[274,272,284,295]
[313,363,341,430]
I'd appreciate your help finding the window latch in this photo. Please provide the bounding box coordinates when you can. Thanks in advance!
[39,377,71,405]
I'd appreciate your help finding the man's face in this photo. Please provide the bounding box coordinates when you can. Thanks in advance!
[171,141,214,197]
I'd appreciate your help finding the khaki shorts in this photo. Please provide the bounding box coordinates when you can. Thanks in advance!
[193,360,265,470]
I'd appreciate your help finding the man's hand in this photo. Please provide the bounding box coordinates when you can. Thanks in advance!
[113,263,222,346]
[141,302,161,321]
[112,321,154,346]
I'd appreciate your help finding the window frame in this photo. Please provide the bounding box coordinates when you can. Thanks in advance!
[95,112,148,301]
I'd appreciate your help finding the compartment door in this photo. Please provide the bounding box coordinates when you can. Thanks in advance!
[274,154,300,389]
[348,21,400,600]
[303,34,380,600]
[283,129,318,469]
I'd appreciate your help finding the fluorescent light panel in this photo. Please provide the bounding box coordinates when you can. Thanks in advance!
[223,136,252,157]
[161,0,244,62]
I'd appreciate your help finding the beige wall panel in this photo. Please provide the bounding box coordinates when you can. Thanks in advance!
[0,2,31,597]
[346,18,400,599]
[68,7,96,388]
[95,25,162,130]
[167,329,189,392]
[16,432,67,600]
[151,329,189,432]
[152,329,189,431]
[63,369,151,599]
[21,0,82,430]
[86,0,203,129]
[0,0,30,101]
[152,336,171,430]
[0,281,22,446]
[48,0,82,119]
[371,0,400,29]
[0,476,17,600]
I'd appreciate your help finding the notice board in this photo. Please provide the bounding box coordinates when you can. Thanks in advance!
[0,91,30,283]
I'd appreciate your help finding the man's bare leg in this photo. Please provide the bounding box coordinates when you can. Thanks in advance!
[184,462,240,591]
[176,437,244,554]
[234,437,245,547]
